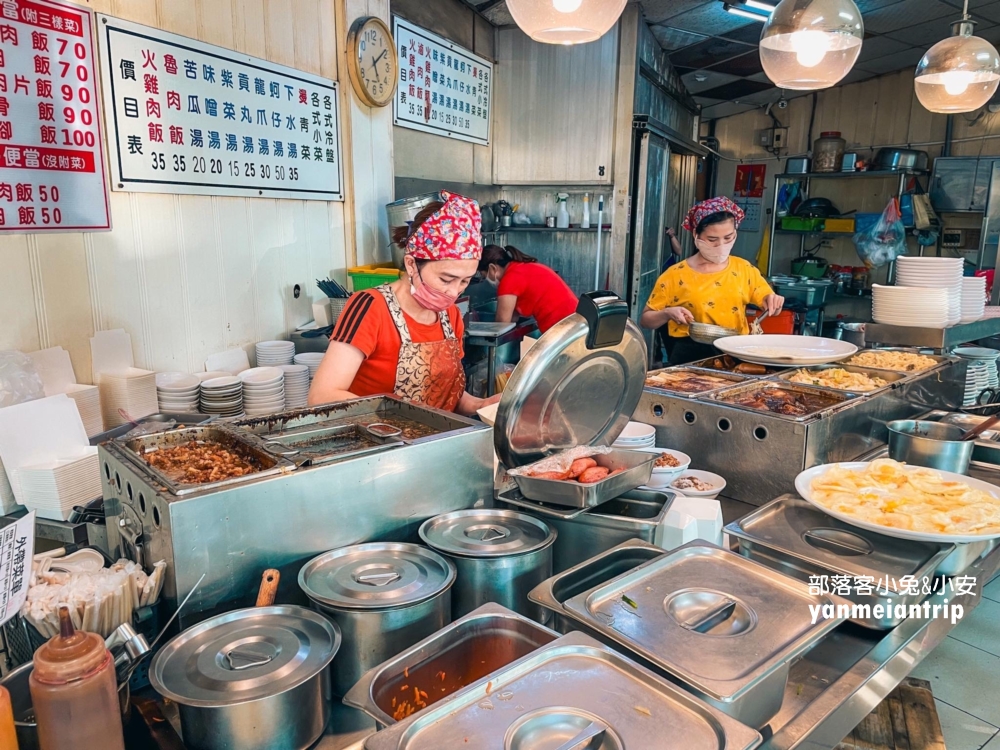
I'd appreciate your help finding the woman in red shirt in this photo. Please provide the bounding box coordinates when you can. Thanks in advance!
[308,192,498,416]
[478,245,578,333]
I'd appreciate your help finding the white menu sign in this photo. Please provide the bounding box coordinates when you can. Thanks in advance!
[392,17,491,147]
[0,511,34,627]
[97,14,343,201]
[0,0,110,232]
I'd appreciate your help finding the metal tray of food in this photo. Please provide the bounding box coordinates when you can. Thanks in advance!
[117,425,295,495]
[703,380,861,422]
[644,367,753,399]
[259,421,406,465]
[775,364,907,396]
[90,412,213,446]
[726,495,954,629]
[344,603,559,728]
[687,355,789,377]
[363,630,763,750]
[843,348,951,374]
[510,449,655,509]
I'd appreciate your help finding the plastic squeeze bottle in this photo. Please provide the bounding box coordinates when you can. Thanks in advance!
[0,684,17,749]
[29,607,125,750]
[581,193,591,229]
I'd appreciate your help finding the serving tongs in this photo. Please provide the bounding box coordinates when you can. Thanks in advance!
[750,310,770,336]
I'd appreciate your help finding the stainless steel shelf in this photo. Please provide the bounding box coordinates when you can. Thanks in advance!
[777,170,927,180]
[865,317,1000,349]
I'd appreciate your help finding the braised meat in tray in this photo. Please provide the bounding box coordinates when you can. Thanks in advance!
[720,385,839,417]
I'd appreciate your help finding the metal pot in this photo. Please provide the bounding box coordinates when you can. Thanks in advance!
[419,510,556,621]
[385,192,442,234]
[149,605,340,750]
[887,420,974,474]
[298,542,455,697]
[873,148,929,172]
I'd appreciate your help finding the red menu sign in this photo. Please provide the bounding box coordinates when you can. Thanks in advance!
[0,0,110,232]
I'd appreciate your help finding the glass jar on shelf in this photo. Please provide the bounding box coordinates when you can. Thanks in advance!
[813,131,846,173]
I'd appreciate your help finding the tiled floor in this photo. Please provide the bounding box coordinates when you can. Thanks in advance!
[911,575,1000,750]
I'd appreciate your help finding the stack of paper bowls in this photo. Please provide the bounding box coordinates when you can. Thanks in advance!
[97,369,159,427]
[895,257,962,325]
[155,372,201,413]
[65,384,103,437]
[962,276,987,322]
[954,347,1000,407]
[18,448,102,521]
[239,367,285,417]
[256,341,295,367]
[199,376,243,417]
[280,364,310,410]
[612,421,656,449]
[872,284,950,327]
[294,352,325,380]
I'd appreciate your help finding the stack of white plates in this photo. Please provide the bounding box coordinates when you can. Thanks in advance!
[155,372,201,413]
[294,352,325,380]
[196,370,232,383]
[200,375,243,417]
[871,284,950,327]
[64,383,103,437]
[256,341,295,367]
[97,368,158,427]
[962,276,987,322]
[955,347,1000,406]
[895,257,963,325]
[280,364,310,410]
[612,421,656,450]
[240,367,285,417]
[17,448,102,521]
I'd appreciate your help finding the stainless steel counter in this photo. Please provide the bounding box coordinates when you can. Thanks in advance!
[865,317,1000,349]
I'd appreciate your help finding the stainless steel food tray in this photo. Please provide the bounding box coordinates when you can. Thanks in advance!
[363,630,763,750]
[843,347,951,375]
[703,380,861,422]
[116,425,295,496]
[344,603,558,728]
[644,366,753,399]
[773,364,908,397]
[510,449,655,509]
[686,355,790,378]
[259,422,405,465]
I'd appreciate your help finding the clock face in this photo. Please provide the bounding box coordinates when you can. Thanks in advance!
[353,18,396,107]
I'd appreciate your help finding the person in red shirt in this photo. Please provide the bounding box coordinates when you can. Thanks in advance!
[308,192,499,416]
[478,245,579,333]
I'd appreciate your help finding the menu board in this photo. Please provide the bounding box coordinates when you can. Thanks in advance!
[392,17,491,147]
[97,14,343,201]
[0,0,110,232]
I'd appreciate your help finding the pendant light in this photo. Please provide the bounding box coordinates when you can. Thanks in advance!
[506,0,627,45]
[914,1,1000,114]
[759,0,864,90]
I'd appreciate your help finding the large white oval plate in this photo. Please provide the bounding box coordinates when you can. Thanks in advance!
[715,335,857,366]
[795,462,1000,543]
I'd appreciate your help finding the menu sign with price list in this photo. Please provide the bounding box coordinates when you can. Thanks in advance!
[392,17,491,147]
[97,14,344,201]
[0,511,34,628]
[0,0,110,232]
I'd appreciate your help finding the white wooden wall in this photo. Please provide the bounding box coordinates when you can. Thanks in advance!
[0,0,394,382]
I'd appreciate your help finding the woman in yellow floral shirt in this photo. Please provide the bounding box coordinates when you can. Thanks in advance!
[640,197,784,364]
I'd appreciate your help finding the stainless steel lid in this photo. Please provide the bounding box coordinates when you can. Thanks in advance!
[419,510,556,558]
[149,605,340,707]
[728,496,954,590]
[363,631,762,750]
[494,293,647,469]
[299,542,456,611]
[562,542,843,700]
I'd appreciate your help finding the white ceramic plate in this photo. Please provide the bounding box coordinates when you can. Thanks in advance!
[670,469,726,499]
[795,462,1000,543]
[715,335,857,366]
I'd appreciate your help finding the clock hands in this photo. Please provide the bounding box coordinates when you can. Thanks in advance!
[371,49,388,76]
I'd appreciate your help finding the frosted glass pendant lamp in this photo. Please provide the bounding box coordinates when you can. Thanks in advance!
[506,0,628,45]
[914,2,1000,114]
[759,0,864,90]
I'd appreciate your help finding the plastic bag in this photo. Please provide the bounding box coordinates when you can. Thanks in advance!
[0,350,45,408]
[853,198,907,269]
[507,446,614,477]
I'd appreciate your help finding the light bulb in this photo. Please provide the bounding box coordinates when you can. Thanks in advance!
[792,30,832,68]
[552,0,582,12]
[941,70,974,95]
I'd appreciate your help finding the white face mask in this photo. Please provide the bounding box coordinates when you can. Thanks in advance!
[695,237,736,264]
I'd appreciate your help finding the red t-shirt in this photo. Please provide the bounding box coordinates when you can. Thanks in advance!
[329,290,465,397]
[497,262,578,333]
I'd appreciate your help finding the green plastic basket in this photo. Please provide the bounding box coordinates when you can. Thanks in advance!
[347,263,402,292]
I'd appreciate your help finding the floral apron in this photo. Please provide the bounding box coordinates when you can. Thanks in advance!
[376,285,466,412]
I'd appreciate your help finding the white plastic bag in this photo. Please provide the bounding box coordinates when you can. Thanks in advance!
[0,350,44,408]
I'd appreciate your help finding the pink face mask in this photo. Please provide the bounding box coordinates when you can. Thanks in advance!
[695,237,736,264]
[410,269,458,312]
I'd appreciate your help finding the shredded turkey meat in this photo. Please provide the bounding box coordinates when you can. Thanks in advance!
[143,442,258,484]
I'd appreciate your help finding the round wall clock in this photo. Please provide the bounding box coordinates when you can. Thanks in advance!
[347,16,398,108]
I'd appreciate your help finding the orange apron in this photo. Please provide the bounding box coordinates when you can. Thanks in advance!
[376,285,466,412]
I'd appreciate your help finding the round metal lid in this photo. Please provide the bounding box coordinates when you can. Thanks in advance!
[495,302,647,469]
[419,510,556,558]
[298,542,456,611]
[149,605,340,707]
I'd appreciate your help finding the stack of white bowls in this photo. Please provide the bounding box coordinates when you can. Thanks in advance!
[871,284,950,327]
[281,364,310,409]
[255,341,295,367]
[954,347,1000,407]
[239,367,285,417]
[199,376,243,417]
[294,352,325,380]
[895,257,962,325]
[612,421,656,450]
[962,276,987,322]
[155,372,201,413]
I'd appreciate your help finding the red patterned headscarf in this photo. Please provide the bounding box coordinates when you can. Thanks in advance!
[406,191,483,261]
[682,197,745,235]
